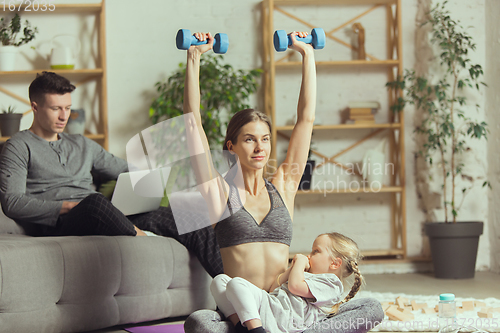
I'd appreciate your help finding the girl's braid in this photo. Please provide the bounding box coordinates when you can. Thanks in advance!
[328,260,363,316]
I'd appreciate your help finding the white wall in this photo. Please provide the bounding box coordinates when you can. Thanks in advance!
[6,0,494,273]
[486,0,500,274]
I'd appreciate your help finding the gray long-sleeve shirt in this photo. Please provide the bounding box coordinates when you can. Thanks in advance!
[0,130,128,227]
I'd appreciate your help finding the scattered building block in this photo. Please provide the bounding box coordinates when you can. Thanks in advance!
[435,305,439,312]
[396,297,409,308]
[422,307,435,315]
[386,307,414,321]
[384,305,397,311]
[411,300,427,311]
[478,311,493,318]
[475,301,486,308]
[462,301,475,311]
[398,307,412,314]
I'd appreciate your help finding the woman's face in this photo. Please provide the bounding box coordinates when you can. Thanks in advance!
[227,120,271,171]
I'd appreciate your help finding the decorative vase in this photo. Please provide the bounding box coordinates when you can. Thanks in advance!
[0,113,23,137]
[298,160,315,191]
[65,109,85,135]
[425,221,483,279]
[0,46,18,71]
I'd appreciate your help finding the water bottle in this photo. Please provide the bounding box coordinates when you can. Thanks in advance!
[439,293,457,330]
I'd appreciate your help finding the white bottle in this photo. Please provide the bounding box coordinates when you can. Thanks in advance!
[439,293,457,330]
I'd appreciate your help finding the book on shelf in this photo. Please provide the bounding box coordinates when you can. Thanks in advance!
[349,115,375,121]
[354,119,376,124]
[349,107,377,116]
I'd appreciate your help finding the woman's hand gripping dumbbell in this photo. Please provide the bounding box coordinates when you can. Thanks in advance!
[176,29,229,54]
[273,28,326,52]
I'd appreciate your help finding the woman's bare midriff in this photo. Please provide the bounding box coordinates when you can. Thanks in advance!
[221,241,289,292]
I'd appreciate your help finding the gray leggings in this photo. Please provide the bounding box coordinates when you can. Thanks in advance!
[184,297,384,333]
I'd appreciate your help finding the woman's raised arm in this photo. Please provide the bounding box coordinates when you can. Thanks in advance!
[182,33,228,223]
[277,32,317,190]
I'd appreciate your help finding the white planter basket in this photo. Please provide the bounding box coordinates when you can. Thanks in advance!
[0,46,18,71]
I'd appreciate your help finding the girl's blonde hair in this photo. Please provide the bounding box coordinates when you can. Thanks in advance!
[320,232,363,316]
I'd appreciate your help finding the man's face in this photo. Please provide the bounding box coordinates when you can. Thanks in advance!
[32,93,72,137]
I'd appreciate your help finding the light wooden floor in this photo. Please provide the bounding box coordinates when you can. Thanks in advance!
[89,271,500,333]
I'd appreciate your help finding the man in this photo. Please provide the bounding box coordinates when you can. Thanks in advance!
[0,71,222,277]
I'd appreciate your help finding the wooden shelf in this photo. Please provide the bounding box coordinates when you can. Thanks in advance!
[275,60,400,67]
[0,69,104,77]
[274,0,396,5]
[263,0,407,261]
[0,1,108,149]
[277,123,401,131]
[0,3,102,13]
[0,133,106,143]
[296,186,403,195]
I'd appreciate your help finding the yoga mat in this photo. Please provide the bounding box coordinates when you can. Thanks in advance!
[124,323,184,333]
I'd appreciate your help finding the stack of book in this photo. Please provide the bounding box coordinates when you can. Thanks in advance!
[346,101,380,124]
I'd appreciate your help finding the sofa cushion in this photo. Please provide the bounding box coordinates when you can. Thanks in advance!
[0,235,215,333]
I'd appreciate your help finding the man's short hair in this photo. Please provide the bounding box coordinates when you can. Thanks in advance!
[28,71,76,105]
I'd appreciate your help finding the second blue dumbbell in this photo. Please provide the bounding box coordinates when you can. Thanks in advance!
[273,28,326,52]
[176,29,229,54]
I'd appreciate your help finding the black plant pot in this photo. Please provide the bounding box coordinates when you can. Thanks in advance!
[298,160,315,191]
[425,221,483,279]
[0,113,22,137]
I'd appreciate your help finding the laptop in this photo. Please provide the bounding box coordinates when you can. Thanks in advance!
[111,168,170,216]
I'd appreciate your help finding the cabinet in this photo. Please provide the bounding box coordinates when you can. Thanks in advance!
[261,0,406,260]
[0,1,108,149]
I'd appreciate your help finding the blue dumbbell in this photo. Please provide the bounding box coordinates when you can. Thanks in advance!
[176,29,229,54]
[273,28,326,52]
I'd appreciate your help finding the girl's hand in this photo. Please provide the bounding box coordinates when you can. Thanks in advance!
[289,31,314,56]
[188,32,214,56]
[293,253,311,271]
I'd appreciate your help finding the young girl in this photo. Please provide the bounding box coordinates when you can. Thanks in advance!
[210,232,363,333]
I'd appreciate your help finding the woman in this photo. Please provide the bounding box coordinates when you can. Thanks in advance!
[182,32,383,333]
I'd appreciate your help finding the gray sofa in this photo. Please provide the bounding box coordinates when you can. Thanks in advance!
[0,208,216,333]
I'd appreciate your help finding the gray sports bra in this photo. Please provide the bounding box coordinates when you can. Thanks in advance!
[214,178,293,248]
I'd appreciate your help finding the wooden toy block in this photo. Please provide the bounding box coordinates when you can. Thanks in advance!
[435,305,439,312]
[480,307,492,313]
[478,311,493,318]
[384,305,398,313]
[386,308,414,321]
[396,297,409,308]
[397,307,412,314]
[462,301,475,311]
[383,304,395,312]
[411,300,427,311]
[422,307,435,315]
[475,301,486,308]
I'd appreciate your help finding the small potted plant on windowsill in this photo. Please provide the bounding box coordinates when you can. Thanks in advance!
[0,13,38,71]
[387,1,488,279]
[0,105,23,137]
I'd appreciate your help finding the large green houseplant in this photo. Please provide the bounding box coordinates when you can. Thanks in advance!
[149,54,261,202]
[387,1,488,278]
[0,13,38,71]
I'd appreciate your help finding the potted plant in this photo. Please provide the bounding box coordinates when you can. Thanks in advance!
[149,54,261,193]
[0,105,23,137]
[386,1,488,278]
[0,13,38,71]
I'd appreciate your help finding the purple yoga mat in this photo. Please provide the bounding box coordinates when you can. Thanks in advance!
[124,323,184,333]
